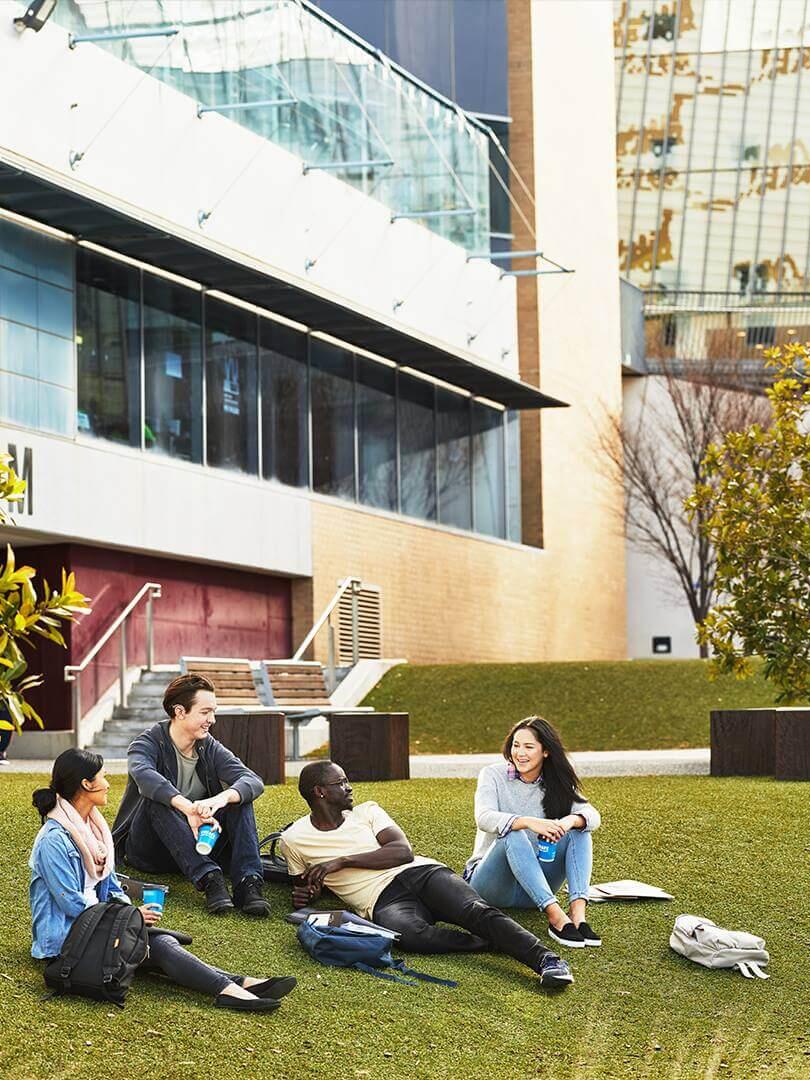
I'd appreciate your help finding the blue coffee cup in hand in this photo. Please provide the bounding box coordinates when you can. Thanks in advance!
[142,884,168,914]
[536,838,558,863]
[195,822,220,855]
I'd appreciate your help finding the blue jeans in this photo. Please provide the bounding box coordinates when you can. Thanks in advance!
[125,799,263,889]
[469,828,593,911]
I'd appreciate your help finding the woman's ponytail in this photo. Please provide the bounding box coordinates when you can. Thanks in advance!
[32,786,57,818]
[31,748,103,819]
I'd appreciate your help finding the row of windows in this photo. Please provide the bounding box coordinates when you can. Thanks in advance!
[0,218,75,436]
[76,248,521,542]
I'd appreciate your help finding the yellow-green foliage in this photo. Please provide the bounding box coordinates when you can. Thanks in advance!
[687,344,810,701]
[0,454,89,732]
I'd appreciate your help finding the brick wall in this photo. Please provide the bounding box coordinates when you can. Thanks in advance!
[309,499,626,664]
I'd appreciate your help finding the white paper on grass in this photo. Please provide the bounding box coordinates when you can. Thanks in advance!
[586,879,674,902]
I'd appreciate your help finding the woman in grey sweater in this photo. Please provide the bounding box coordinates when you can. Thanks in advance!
[465,716,602,950]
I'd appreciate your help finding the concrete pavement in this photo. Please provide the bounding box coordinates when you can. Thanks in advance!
[1,747,710,779]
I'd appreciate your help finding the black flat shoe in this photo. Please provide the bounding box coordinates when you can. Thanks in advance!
[248,976,297,1000]
[214,993,281,1013]
[575,921,602,946]
[548,922,586,948]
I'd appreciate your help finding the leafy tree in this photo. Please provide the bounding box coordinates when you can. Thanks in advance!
[687,345,810,701]
[599,359,770,656]
[0,453,90,734]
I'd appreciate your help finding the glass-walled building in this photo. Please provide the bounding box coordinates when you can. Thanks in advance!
[615,0,810,297]
[52,0,492,255]
[0,0,630,760]
[2,215,520,542]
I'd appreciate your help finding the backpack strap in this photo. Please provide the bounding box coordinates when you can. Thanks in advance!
[353,962,418,986]
[58,903,111,980]
[391,959,458,988]
[102,905,142,981]
[258,825,293,856]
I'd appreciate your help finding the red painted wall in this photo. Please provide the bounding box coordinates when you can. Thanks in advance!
[23,544,292,731]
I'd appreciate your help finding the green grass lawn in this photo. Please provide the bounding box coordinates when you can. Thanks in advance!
[1,772,808,1079]
[363,659,794,754]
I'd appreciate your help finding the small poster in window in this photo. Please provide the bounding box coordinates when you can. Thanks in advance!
[223,357,241,415]
[165,351,182,379]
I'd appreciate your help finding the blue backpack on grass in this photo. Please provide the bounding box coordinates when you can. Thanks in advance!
[296,914,457,988]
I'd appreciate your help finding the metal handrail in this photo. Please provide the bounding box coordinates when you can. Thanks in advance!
[292,576,361,691]
[65,581,162,746]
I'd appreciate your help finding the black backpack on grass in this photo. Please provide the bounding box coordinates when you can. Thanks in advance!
[44,902,148,1008]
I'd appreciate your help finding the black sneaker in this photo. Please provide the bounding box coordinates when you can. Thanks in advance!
[575,921,602,947]
[234,875,271,917]
[538,953,574,988]
[202,870,234,914]
[548,922,586,948]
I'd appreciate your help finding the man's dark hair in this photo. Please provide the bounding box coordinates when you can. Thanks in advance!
[163,674,215,719]
[298,759,338,805]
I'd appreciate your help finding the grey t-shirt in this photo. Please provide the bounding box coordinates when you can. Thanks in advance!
[174,745,207,802]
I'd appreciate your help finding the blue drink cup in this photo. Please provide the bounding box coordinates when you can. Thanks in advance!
[537,838,558,863]
[195,822,220,855]
[142,884,168,914]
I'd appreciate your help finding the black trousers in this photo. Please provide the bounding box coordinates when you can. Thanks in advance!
[124,799,263,889]
[372,864,554,972]
[141,932,243,995]
[46,933,242,998]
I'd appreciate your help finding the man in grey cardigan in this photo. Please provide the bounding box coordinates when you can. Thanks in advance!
[112,674,269,917]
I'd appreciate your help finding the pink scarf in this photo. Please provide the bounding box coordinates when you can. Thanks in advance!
[47,795,115,883]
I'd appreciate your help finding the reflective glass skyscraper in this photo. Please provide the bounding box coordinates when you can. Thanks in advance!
[615,0,810,299]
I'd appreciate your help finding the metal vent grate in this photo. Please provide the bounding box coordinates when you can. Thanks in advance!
[337,585,382,664]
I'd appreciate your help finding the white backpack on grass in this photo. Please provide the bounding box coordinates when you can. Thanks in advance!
[670,915,770,980]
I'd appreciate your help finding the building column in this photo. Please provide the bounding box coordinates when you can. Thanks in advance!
[506,0,543,548]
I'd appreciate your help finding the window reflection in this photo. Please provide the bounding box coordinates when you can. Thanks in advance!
[398,371,436,521]
[472,401,505,539]
[0,217,74,437]
[311,339,355,499]
[205,298,258,474]
[437,388,471,530]
[357,357,396,511]
[505,409,522,543]
[76,249,140,446]
[261,319,309,488]
[57,237,510,538]
[144,274,203,463]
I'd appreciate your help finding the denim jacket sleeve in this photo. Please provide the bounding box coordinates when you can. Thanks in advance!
[209,738,264,804]
[34,829,89,918]
[100,869,131,904]
[128,730,181,807]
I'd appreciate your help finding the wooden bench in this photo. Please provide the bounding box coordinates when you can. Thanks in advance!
[179,656,268,708]
[263,660,333,710]
[262,660,374,760]
[711,708,810,780]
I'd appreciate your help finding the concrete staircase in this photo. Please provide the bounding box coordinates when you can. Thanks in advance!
[86,668,180,759]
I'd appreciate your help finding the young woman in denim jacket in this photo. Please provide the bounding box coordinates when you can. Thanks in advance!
[29,748,294,1012]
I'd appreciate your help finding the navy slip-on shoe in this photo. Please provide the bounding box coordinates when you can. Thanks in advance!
[538,954,574,988]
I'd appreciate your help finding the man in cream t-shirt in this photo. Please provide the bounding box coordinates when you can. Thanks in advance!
[280,760,574,988]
